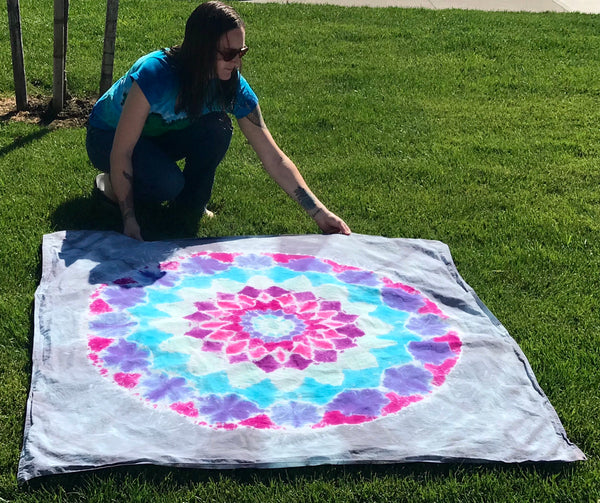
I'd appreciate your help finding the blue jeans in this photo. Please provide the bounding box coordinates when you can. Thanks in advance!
[86,112,233,210]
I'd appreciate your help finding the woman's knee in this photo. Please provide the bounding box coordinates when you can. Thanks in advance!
[86,126,113,172]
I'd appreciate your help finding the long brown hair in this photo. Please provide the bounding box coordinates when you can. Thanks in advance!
[167,1,245,117]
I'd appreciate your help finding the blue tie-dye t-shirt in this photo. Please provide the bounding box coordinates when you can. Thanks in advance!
[89,50,259,137]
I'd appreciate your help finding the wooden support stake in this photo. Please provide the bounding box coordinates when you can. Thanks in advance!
[7,0,27,110]
[52,0,66,112]
[99,0,119,96]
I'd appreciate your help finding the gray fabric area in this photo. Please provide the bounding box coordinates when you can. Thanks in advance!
[18,231,585,482]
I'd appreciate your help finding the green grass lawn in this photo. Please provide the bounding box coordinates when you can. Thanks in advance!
[1,1,599,501]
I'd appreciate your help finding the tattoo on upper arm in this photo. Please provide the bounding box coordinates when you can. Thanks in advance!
[246,106,266,129]
[123,171,134,183]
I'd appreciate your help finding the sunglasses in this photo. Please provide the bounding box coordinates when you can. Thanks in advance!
[218,45,249,62]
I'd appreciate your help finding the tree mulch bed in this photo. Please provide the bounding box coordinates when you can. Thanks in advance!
[0,95,94,129]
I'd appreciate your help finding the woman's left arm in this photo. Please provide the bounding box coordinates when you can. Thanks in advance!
[237,105,351,235]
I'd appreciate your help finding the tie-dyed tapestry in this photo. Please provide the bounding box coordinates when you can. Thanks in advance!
[18,231,584,481]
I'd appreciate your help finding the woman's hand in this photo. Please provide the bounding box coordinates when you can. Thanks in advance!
[313,208,351,235]
[123,215,143,241]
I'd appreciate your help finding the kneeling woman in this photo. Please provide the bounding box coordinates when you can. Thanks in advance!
[86,1,350,241]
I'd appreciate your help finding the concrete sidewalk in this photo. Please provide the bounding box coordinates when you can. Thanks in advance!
[246,0,599,14]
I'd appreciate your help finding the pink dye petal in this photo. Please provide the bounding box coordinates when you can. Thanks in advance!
[425,357,458,386]
[226,340,248,354]
[292,343,313,359]
[382,392,423,415]
[113,372,141,389]
[88,336,114,352]
[382,277,420,294]
[208,330,236,341]
[433,332,462,354]
[170,401,199,417]
[314,411,373,428]
[299,301,319,313]
[264,341,294,352]
[322,259,361,273]
[208,252,237,263]
[418,299,445,317]
[90,298,112,314]
[239,414,277,429]
[269,253,312,263]
[249,347,267,359]
[312,339,334,350]
[160,261,180,271]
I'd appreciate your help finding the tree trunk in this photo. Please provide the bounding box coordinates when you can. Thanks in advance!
[7,0,27,110]
[99,0,119,96]
[52,0,67,112]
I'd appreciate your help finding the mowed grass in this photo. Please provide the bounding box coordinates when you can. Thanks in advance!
[0,1,599,501]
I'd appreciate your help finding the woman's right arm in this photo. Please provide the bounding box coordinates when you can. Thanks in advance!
[110,81,150,240]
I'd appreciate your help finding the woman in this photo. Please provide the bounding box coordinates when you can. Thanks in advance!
[86,1,350,241]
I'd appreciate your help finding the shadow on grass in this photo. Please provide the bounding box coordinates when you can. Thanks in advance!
[20,460,579,495]
[50,192,208,242]
[0,129,51,157]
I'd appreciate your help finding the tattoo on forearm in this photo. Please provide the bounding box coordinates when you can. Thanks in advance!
[119,170,135,221]
[246,107,266,128]
[294,187,322,217]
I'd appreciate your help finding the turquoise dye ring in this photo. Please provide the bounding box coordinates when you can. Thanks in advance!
[87,251,462,430]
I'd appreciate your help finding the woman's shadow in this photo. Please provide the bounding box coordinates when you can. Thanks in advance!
[50,190,206,242]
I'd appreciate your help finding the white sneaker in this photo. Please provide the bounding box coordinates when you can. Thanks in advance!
[95,173,117,204]
[204,208,215,219]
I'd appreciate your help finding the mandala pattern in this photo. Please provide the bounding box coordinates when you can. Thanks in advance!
[87,251,462,430]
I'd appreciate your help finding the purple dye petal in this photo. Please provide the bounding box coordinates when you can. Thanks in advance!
[143,374,190,402]
[406,314,448,337]
[182,257,230,275]
[383,364,432,395]
[320,300,342,311]
[198,394,261,423]
[337,270,379,286]
[102,287,145,309]
[332,312,359,323]
[286,354,312,370]
[381,288,425,313]
[235,254,273,269]
[185,328,212,339]
[239,286,260,298]
[327,389,388,416]
[336,324,365,339]
[286,258,331,273]
[265,286,290,297]
[294,291,316,302]
[332,337,356,350]
[184,311,212,322]
[89,312,137,337]
[203,341,223,352]
[255,355,280,373]
[408,341,453,365]
[102,339,149,372]
[271,401,321,427]
[194,301,218,311]
[314,350,338,363]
